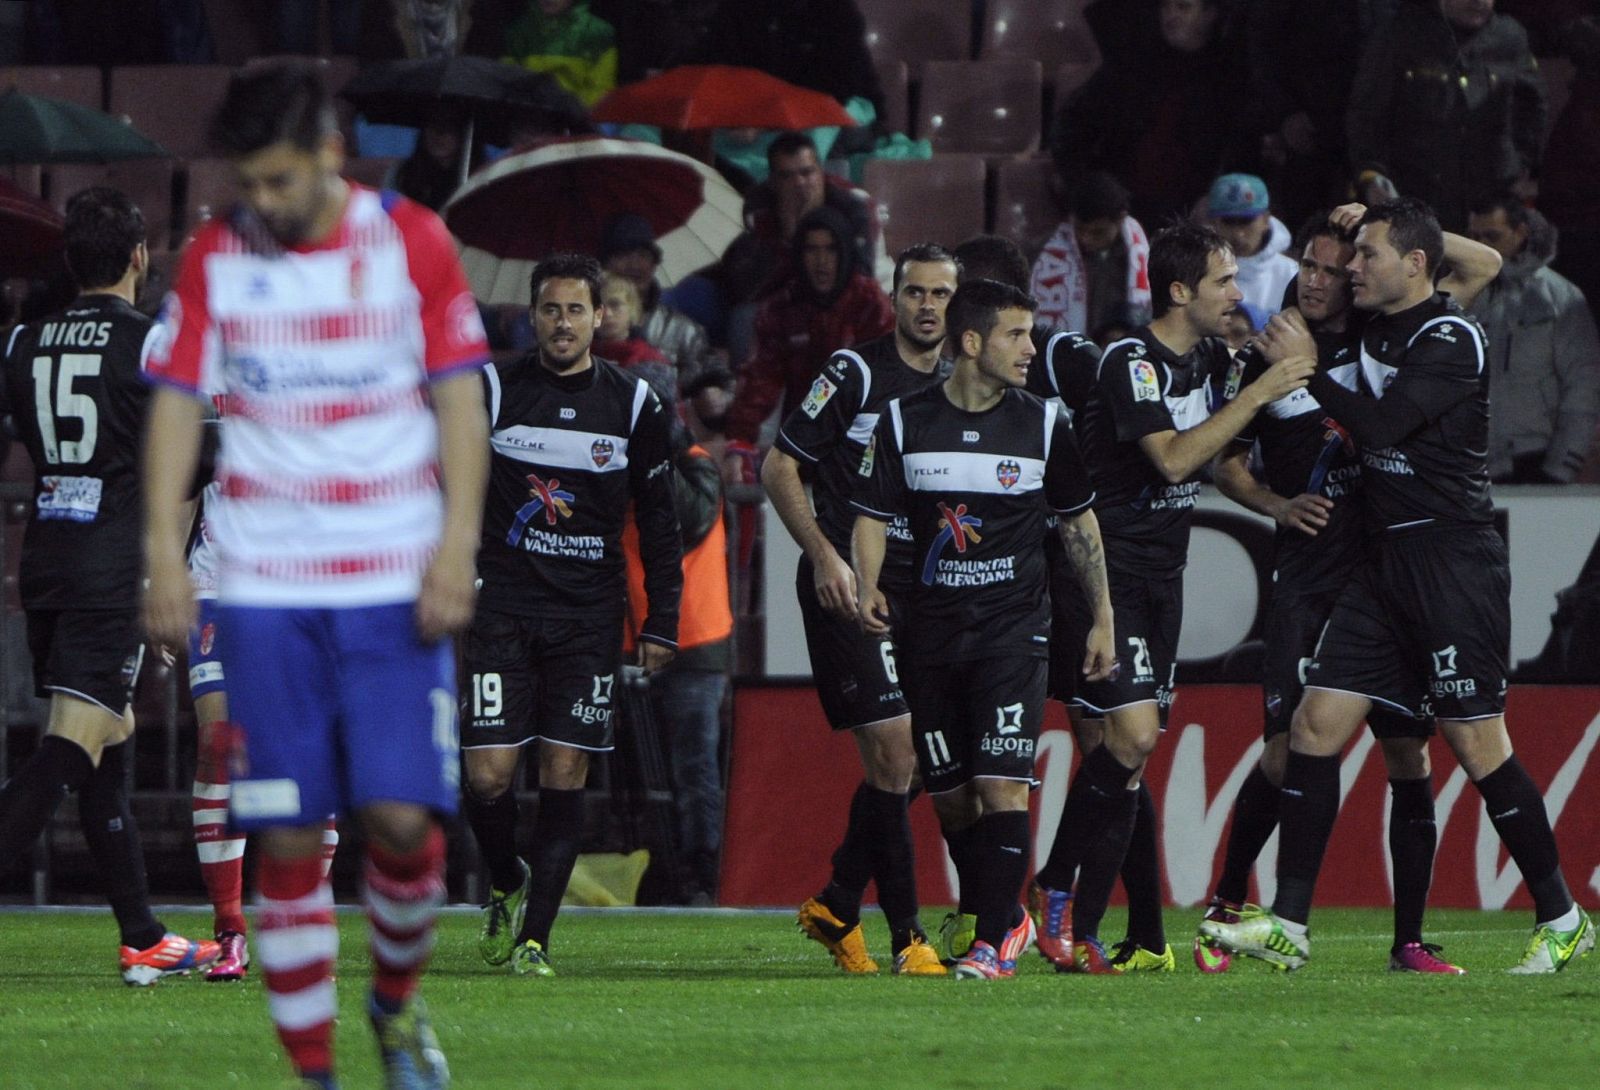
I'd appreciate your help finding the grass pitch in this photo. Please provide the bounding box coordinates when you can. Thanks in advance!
[2,906,1596,1089]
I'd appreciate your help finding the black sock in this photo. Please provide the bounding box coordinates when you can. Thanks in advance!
[1216,763,1280,906]
[819,782,874,926]
[1120,782,1165,951]
[1034,748,1098,892]
[519,787,585,948]
[1388,776,1436,948]
[1272,751,1341,926]
[0,735,95,870]
[78,742,164,950]
[463,787,524,894]
[942,823,980,915]
[1476,757,1572,922]
[861,786,920,952]
[971,810,1031,950]
[1070,745,1139,942]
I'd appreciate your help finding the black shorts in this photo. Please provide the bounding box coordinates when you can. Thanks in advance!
[1308,527,1509,721]
[460,611,621,751]
[1045,535,1085,705]
[1264,583,1432,741]
[26,608,145,714]
[1067,568,1181,726]
[796,557,907,731]
[901,654,1046,795]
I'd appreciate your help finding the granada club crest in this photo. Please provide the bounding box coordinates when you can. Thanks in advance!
[199,623,216,656]
[590,438,615,467]
[996,459,1021,489]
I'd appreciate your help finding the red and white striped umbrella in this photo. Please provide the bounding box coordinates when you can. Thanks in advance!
[442,135,743,304]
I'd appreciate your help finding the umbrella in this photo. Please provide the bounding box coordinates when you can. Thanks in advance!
[590,64,856,131]
[442,136,744,304]
[0,89,168,164]
[0,176,64,278]
[340,54,587,158]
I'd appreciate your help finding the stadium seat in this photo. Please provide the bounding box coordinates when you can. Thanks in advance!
[180,157,239,235]
[109,65,235,159]
[242,54,362,141]
[345,156,400,189]
[874,59,909,137]
[916,60,1042,156]
[979,0,1098,67]
[46,160,177,251]
[0,65,103,109]
[991,156,1062,260]
[4,163,43,197]
[862,155,986,256]
[856,0,973,64]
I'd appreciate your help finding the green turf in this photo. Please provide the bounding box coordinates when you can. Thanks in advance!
[2,907,1596,1089]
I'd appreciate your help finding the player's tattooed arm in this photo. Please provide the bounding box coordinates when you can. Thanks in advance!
[851,514,891,636]
[1057,509,1116,682]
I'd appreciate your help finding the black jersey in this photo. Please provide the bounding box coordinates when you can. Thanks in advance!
[1355,294,1494,533]
[773,332,946,596]
[1078,329,1230,577]
[2,295,155,609]
[1225,328,1366,589]
[478,355,682,646]
[852,383,1095,663]
[1025,328,1101,420]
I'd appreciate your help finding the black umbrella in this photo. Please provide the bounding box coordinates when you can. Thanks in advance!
[340,56,588,184]
[0,88,169,164]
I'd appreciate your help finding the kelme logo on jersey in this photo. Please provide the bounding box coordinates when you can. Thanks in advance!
[801,374,837,418]
[1130,357,1161,403]
[591,438,615,467]
[507,471,576,545]
[996,459,1021,489]
[920,501,983,586]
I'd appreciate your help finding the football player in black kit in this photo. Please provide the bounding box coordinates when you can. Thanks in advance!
[1029,223,1314,974]
[0,188,219,983]
[1201,198,1594,973]
[463,254,682,977]
[851,278,1116,981]
[1196,205,1503,974]
[761,243,959,976]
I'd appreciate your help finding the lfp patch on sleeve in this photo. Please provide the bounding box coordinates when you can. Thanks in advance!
[1223,356,1245,402]
[801,374,838,418]
[1130,357,1161,403]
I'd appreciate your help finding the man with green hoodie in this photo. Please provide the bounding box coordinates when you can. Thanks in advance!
[504,0,617,107]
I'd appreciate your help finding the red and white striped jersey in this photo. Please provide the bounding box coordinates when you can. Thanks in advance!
[148,185,489,607]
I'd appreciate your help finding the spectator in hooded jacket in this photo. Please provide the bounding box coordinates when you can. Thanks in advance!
[1206,172,1298,315]
[1466,193,1600,482]
[722,205,893,474]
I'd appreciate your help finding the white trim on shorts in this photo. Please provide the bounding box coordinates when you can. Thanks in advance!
[845,713,910,732]
[1302,684,1420,719]
[44,685,124,718]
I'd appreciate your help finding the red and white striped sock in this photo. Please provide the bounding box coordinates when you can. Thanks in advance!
[257,854,338,1080]
[193,721,246,936]
[365,824,446,1010]
[321,820,339,881]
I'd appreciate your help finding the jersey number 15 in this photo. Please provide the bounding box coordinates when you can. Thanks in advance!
[31,353,101,465]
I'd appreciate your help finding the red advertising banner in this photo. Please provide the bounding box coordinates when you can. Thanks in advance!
[720,684,1600,910]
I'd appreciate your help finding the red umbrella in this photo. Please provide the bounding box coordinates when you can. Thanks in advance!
[443,135,743,304]
[0,175,64,278]
[590,65,856,131]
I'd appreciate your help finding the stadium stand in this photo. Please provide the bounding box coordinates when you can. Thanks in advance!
[108,65,235,159]
[857,0,975,64]
[916,59,1042,156]
[863,154,986,255]
[991,155,1060,260]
